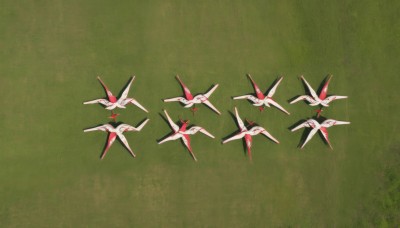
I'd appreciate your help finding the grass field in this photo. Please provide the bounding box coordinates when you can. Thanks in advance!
[1,0,399,227]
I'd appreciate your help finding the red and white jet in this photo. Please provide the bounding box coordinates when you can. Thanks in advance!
[291,118,350,149]
[158,110,215,161]
[84,119,150,159]
[163,76,221,115]
[290,75,347,107]
[233,74,290,114]
[222,107,279,160]
[84,76,148,113]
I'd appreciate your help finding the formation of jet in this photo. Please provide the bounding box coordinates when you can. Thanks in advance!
[83,75,350,160]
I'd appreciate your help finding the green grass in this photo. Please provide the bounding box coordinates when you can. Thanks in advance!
[1,0,399,227]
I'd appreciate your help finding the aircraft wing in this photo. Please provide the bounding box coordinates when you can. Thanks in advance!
[202,100,221,115]
[134,119,150,131]
[117,133,136,157]
[185,126,215,138]
[291,119,319,132]
[323,95,348,104]
[267,99,290,115]
[97,77,117,102]
[300,127,319,149]
[204,84,219,98]
[84,124,114,132]
[120,76,135,100]
[116,124,136,132]
[300,76,319,100]
[126,98,149,113]
[266,76,283,98]
[100,132,117,159]
[83,99,113,106]
[247,74,265,99]
[319,75,332,100]
[176,76,194,100]
[256,127,280,144]
[319,127,332,149]
[118,119,150,133]
[199,128,215,138]
[181,135,197,161]
[234,107,247,132]
[289,95,317,105]
[163,110,179,132]
[321,119,350,128]
[222,132,246,144]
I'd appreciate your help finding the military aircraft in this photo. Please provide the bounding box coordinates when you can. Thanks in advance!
[158,110,214,161]
[84,119,150,159]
